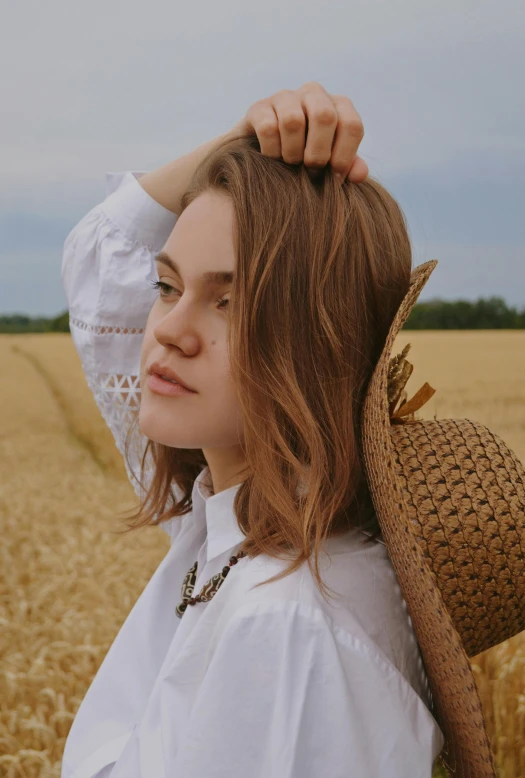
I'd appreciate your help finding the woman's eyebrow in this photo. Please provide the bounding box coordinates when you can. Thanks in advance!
[155,251,234,286]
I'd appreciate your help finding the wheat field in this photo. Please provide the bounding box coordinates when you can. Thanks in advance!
[1,331,524,778]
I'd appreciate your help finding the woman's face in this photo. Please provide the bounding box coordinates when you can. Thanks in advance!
[139,190,246,474]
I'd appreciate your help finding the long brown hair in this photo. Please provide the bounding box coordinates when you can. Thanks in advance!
[119,133,412,603]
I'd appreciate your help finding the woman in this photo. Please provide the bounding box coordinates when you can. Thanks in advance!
[60,82,446,777]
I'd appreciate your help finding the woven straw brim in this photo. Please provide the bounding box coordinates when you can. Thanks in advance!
[390,415,525,777]
[361,260,498,778]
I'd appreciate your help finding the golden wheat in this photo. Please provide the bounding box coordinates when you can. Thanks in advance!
[1,331,524,778]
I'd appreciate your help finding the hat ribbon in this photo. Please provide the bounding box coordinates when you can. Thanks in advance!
[387,343,436,424]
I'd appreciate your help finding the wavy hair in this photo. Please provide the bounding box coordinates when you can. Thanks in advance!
[118,133,413,603]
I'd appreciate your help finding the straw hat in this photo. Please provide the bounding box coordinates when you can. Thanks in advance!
[360,259,525,778]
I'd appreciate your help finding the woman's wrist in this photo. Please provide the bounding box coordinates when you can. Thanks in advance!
[137,129,238,214]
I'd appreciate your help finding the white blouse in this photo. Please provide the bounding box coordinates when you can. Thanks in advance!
[60,171,445,778]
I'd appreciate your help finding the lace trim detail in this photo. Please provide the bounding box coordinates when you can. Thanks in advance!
[82,371,180,540]
[85,372,147,496]
[70,317,145,335]
[87,372,142,411]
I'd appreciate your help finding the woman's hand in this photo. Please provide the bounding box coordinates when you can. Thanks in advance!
[231,82,368,183]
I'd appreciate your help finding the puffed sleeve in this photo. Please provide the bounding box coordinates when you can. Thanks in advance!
[169,600,444,778]
[61,172,181,540]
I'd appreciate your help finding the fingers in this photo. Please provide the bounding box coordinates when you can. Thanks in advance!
[244,101,282,160]
[328,94,366,180]
[347,155,369,183]
[297,84,338,171]
[242,82,367,183]
[271,90,307,166]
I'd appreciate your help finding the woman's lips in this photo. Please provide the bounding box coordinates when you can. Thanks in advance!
[146,373,198,397]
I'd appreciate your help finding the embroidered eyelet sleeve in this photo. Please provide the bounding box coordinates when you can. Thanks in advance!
[61,171,181,540]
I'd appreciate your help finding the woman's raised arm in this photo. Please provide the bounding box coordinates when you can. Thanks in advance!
[137,130,238,214]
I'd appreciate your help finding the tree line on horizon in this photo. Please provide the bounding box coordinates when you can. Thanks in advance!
[1,297,525,333]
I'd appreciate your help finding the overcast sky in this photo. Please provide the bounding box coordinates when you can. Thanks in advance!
[1,0,524,316]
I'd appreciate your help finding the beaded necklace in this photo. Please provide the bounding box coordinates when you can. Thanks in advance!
[174,527,383,618]
[175,549,247,618]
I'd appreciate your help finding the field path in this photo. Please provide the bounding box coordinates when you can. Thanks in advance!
[0,336,169,776]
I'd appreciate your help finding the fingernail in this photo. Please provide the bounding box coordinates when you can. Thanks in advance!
[334,172,343,184]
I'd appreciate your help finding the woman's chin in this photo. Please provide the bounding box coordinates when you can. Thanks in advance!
[137,413,197,449]
[138,408,171,445]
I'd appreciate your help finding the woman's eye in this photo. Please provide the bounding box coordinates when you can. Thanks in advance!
[149,279,229,311]
[149,279,176,297]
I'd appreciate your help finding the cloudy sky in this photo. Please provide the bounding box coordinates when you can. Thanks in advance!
[1,0,524,316]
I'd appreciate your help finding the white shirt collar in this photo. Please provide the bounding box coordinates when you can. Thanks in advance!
[189,466,386,566]
[191,466,246,564]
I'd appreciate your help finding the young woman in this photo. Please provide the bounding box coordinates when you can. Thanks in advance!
[60,82,445,778]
